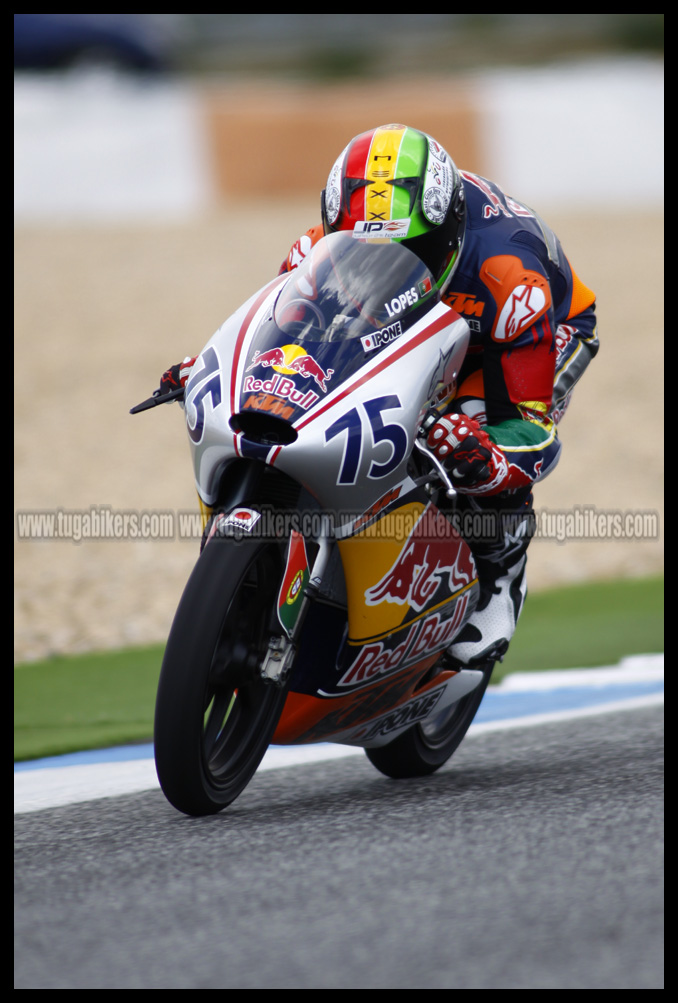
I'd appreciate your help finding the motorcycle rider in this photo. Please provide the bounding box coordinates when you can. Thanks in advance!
[160,123,598,667]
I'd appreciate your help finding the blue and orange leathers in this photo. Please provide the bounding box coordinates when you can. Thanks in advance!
[282,171,598,498]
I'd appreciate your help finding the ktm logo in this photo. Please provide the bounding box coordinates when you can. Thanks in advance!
[353,485,402,533]
[446,292,485,317]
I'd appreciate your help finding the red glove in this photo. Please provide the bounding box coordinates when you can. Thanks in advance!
[159,356,197,394]
[427,413,509,494]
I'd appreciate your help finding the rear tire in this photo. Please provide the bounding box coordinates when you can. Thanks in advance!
[365,660,494,779]
[154,535,287,816]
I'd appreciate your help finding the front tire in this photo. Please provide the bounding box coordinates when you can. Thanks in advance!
[154,535,287,816]
[365,660,495,779]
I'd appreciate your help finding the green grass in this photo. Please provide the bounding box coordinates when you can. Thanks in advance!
[14,575,663,763]
[14,645,164,763]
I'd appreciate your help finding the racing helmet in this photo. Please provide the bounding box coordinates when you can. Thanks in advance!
[321,124,466,294]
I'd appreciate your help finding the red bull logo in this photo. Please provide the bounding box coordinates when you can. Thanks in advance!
[247,347,287,371]
[242,375,319,411]
[247,344,334,393]
[287,353,334,393]
[365,505,476,613]
[338,596,470,689]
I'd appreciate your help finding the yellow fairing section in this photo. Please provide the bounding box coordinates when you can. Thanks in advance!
[337,500,427,644]
[197,494,213,531]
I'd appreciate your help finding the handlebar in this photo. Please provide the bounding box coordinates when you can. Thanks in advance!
[129,388,456,494]
[130,387,185,414]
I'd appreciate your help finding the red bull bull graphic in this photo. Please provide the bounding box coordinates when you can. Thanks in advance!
[287,353,334,393]
[247,347,287,371]
[246,344,334,393]
[364,504,476,613]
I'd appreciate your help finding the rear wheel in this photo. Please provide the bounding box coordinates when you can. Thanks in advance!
[154,536,287,816]
[365,660,495,779]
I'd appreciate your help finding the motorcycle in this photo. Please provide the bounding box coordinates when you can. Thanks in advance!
[132,231,497,817]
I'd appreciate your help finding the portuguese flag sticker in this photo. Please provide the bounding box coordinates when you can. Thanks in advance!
[277,530,310,637]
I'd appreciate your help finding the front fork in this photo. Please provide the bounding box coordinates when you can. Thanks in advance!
[259,533,333,686]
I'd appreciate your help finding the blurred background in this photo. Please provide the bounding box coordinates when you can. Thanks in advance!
[14,13,665,79]
[14,13,664,219]
[14,15,664,663]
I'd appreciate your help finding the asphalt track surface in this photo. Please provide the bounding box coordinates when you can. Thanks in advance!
[15,668,663,989]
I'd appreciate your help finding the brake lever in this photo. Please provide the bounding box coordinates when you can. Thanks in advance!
[130,387,185,414]
[415,405,459,498]
[413,438,457,498]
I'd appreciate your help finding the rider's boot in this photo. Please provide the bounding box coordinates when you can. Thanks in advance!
[447,499,532,666]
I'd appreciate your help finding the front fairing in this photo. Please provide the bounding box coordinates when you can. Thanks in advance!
[186,232,470,513]
[239,232,441,421]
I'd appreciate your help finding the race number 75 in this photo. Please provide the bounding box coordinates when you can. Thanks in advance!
[324,394,408,484]
[185,347,222,444]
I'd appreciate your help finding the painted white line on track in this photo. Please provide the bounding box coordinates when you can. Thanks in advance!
[14,656,663,815]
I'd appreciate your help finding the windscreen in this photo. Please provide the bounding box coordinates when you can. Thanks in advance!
[272,231,439,344]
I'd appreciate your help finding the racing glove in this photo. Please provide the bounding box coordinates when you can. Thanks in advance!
[426,413,510,495]
[158,356,197,394]
[279,224,325,274]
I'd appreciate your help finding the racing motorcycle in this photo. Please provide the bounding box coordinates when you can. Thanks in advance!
[132,231,497,817]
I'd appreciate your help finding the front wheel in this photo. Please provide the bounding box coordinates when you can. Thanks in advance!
[154,535,288,816]
[365,660,495,779]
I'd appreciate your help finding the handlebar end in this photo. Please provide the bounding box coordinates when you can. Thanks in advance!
[130,387,185,414]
